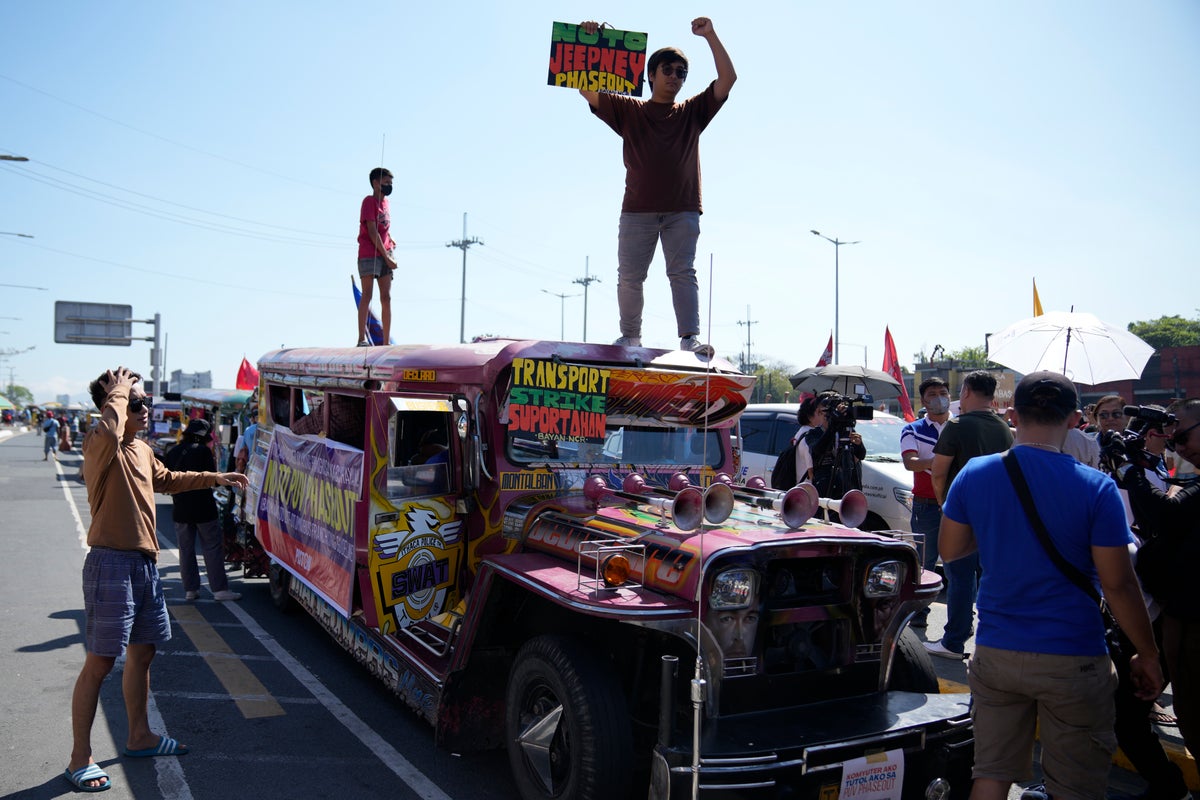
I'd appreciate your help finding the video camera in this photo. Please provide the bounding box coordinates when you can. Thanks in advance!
[822,388,875,433]
[1098,405,1175,474]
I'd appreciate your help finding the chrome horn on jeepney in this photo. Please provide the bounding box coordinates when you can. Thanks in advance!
[817,488,869,529]
[715,474,821,530]
[582,473,731,532]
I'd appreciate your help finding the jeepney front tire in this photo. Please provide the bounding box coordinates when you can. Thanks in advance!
[889,626,940,692]
[268,562,293,612]
[505,635,633,800]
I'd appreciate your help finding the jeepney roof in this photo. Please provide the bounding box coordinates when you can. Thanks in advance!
[257,339,746,389]
[180,388,254,408]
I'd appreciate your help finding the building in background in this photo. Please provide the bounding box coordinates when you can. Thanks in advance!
[170,369,212,392]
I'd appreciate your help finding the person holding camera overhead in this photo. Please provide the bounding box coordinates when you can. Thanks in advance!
[1114,398,1200,762]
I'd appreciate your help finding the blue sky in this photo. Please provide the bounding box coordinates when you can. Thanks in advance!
[2,1,1198,403]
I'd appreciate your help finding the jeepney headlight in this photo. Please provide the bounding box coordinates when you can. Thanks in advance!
[709,568,758,610]
[864,560,903,598]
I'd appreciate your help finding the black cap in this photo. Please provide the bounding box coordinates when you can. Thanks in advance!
[1013,371,1078,415]
[183,418,212,438]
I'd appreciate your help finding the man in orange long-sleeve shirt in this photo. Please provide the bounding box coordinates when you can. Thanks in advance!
[62,367,247,793]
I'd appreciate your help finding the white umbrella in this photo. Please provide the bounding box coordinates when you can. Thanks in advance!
[987,310,1155,385]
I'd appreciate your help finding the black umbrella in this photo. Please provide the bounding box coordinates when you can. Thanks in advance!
[788,365,902,399]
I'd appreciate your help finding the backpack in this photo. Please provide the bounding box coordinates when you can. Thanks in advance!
[770,440,799,490]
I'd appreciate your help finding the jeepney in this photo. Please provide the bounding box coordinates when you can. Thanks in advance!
[246,339,973,800]
[180,387,254,471]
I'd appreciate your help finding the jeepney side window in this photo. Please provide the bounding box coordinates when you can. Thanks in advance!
[387,410,453,498]
[327,393,366,448]
[267,384,291,426]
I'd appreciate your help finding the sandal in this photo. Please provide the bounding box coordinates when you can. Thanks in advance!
[63,763,111,792]
[1150,708,1179,727]
[122,735,190,758]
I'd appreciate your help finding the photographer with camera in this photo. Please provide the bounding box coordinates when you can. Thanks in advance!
[808,391,866,501]
[1111,398,1200,762]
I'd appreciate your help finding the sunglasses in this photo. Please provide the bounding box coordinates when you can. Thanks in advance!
[129,396,153,413]
[1167,421,1199,450]
[659,65,688,79]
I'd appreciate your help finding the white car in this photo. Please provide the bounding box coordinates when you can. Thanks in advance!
[737,404,914,532]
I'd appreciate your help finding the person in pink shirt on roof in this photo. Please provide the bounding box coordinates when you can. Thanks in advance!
[356,167,396,347]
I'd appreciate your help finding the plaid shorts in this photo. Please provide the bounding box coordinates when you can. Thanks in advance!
[82,548,171,657]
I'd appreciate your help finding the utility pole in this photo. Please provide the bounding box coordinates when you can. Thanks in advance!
[572,256,601,342]
[446,213,483,344]
[736,305,757,374]
[540,290,580,340]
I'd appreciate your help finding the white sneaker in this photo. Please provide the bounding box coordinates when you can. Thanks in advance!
[356,339,370,347]
[1018,784,1047,800]
[612,336,642,347]
[680,336,715,356]
[213,590,241,601]
[185,591,198,601]
[923,640,967,660]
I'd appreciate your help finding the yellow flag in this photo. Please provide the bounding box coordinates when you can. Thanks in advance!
[1033,279,1044,316]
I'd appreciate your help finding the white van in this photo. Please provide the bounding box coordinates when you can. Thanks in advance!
[738,404,914,532]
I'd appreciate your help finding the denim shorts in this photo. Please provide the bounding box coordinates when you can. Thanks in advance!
[82,548,171,657]
[358,256,391,279]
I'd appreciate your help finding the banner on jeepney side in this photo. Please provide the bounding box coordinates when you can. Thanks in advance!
[507,357,610,444]
[547,21,647,96]
[256,428,363,616]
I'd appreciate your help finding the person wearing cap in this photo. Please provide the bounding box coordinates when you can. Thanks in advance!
[939,371,1162,800]
[64,367,248,792]
[165,418,241,603]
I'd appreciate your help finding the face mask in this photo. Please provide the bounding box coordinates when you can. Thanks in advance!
[381,184,393,196]
[925,396,950,415]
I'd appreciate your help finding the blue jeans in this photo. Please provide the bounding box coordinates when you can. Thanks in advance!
[910,498,941,624]
[941,552,979,653]
[616,212,700,338]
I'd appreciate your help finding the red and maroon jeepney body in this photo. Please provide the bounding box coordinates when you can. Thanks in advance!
[246,339,972,800]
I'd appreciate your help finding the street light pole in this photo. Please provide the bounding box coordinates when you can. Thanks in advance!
[811,230,861,365]
[540,289,580,340]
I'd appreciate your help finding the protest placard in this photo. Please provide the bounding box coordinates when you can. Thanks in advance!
[547,21,647,96]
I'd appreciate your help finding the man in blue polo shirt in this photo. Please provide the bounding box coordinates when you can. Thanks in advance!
[900,377,952,628]
[939,371,1162,800]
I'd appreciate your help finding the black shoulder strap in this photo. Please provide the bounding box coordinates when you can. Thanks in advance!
[1001,449,1102,608]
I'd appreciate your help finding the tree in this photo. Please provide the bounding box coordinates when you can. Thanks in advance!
[944,345,997,369]
[3,384,33,406]
[750,360,797,404]
[1127,313,1200,349]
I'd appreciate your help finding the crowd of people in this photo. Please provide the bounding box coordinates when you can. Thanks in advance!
[897,372,1199,800]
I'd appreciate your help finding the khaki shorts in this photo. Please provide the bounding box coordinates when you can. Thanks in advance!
[968,645,1117,800]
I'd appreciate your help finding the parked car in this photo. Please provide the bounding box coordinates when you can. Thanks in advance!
[738,404,914,532]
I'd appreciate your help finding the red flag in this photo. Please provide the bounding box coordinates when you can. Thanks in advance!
[816,333,833,367]
[882,327,915,422]
[235,357,260,391]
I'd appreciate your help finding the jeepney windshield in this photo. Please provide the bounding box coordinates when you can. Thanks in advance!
[509,425,724,468]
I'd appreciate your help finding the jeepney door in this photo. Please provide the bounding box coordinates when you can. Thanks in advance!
[366,395,465,638]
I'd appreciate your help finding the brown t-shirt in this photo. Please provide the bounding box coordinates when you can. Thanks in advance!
[82,385,219,560]
[591,81,725,213]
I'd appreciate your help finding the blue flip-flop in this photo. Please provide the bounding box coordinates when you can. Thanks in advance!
[122,735,189,758]
[63,763,111,792]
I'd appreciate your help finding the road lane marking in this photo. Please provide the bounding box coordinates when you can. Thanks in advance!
[169,605,284,719]
[221,599,455,800]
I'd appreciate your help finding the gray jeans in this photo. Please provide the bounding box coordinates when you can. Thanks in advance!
[616,212,701,338]
[175,519,228,593]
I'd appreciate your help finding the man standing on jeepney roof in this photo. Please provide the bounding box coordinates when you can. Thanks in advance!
[578,17,735,354]
[63,367,247,793]
[357,166,396,347]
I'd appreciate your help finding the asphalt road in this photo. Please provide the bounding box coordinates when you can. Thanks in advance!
[0,425,1186,799]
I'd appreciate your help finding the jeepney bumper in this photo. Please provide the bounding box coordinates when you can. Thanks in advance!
[650,691,973,799]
